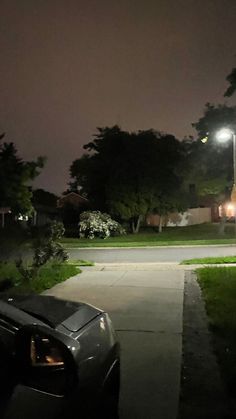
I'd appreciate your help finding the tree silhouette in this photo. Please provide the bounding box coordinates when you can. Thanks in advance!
[0,134,45,214]
[70,126,186,232]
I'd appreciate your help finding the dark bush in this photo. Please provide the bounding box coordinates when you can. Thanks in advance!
[15,221,68,283]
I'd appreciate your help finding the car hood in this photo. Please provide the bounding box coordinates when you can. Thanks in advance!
[0,294,102,332]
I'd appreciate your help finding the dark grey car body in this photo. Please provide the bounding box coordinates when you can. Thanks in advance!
[0,294,120,419]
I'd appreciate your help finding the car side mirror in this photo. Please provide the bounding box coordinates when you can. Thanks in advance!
[15,325,79,397]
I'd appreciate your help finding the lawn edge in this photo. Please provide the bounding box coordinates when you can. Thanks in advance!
[178,270,230,419]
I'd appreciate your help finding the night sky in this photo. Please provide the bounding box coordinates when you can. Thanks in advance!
[1,0,236,194]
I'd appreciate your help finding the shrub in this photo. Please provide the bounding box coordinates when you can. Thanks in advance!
[15,221,68,283]
[64,224,80,238]
[79,211,126,239]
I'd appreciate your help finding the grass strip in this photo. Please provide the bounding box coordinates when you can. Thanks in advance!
[197,267,236,396]
[62,238,236,248]
[67,259,94,266]
[61,224,236,248]
[0,261,80,294]
[181,256,236,265]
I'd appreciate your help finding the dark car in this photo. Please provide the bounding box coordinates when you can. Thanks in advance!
[0,294,120,419]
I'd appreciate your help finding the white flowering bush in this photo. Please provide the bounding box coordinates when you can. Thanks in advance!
[79,211,126,239]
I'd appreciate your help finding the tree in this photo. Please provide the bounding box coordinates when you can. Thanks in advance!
[0,134,45,215]
[107,130,187,232]
[224,67,236,97]
[188,65,236,232]
[32,189,58,208]
[70,126,186,233]
[70,126,131,211]
[191,103,236,233]
[191,103,236,194]
[192,102,236,139]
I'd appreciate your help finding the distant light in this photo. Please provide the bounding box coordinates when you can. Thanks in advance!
[215,128,233,143]
[17,214,28,221]
[201,136,208,143]
[226,203,234,211]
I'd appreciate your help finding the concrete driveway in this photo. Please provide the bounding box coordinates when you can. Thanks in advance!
[45,263,185,419]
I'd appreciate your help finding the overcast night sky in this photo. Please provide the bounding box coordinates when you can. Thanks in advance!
[1,0,236,195]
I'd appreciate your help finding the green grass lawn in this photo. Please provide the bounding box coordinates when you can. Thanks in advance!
[67,259,94,266]
[0,226,30,259]
[0,261,81,294]
[61,223,236,248]
[197,267,236,396]
[181,256,236,265]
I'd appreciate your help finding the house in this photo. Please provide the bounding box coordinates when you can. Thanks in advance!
[31,204,59,226]
[57,192,89,209]
[30,189,59,226]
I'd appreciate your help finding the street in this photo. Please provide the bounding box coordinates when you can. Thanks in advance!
[68,244,236,263]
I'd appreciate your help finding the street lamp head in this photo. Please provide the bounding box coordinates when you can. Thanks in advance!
[215,128,234,143]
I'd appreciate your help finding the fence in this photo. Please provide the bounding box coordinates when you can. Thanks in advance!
[146,207,211,227]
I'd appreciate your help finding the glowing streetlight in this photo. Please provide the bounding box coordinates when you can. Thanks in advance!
[216,127,234,142]
[215,128,236,185]
[215,128,236,229]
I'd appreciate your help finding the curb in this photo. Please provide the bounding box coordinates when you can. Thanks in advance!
[66,244,236,250]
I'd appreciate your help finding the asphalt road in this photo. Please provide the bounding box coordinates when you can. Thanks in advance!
[68,245,236,263]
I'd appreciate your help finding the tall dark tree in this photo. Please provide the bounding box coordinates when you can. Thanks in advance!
[0,134,45,214]
[32,189,58,208]
[192,102,236,139]
[188,66,236,232]
[70,126,187,232]
[224,67,236,97]
[191,103,236,233]
[191,103,236,191]
[70,126,131,210]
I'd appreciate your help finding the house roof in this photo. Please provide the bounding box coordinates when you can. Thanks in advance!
[57,192,88,208]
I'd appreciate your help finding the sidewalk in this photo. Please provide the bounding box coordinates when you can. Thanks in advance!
[45,263,184,419]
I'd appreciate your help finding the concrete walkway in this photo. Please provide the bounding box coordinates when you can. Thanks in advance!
[45,263,185,419]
